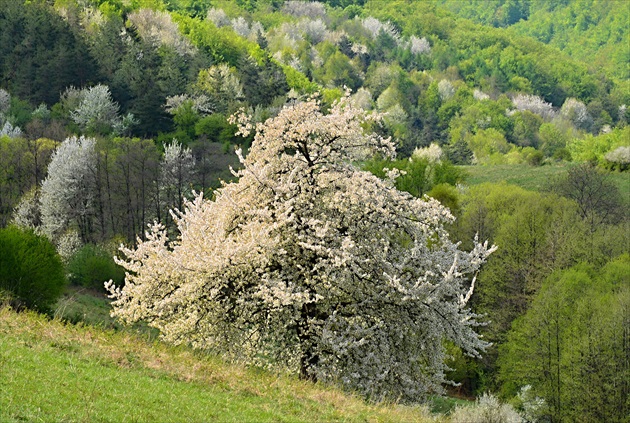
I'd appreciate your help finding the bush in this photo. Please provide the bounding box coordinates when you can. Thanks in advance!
[523,148,544,166]
[433,160,468,186]
[449,393,523,423]
[67,244,125,291]
[0,226,66,312]
[427,183,461,216]
[603,146,630,171]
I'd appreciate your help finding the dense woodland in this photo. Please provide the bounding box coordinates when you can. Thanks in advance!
[0,1,628,421]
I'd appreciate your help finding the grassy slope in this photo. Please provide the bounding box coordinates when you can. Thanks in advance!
[460,163,630,200]
[0,306,439,423]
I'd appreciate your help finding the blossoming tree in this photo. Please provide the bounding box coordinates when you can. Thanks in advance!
[107,94,495,402]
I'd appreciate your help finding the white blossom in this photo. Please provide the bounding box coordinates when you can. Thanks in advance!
[298,18,328,44]
[473,89,490,101]
[618,104,626,122]
[80,6,105,29]
[206,8,230,27]
[229,17,266,42]
[604,146,630,166]
[165,94,213,115]
[70,84,131,134]
[517,385,545,423]
[409,35,431,55]
[450,393,523,423]
[39,136,97,243]
[282,1,327,19]
[362,17,400,43]
[56,229,83,263]
[0,88,10,114]
[12,188,41,230]
[0,121,22,139]
[350,42,368,56]
[350,87,373,111]
[128,9,196,56]
[278,22,304,42]
[31,104,51,121]
[438,79,455,101]
[108,94,495,402]
[560,97,590,129]
[71,84,118,126]
[412,143,443,163]
[231,17,251,38]
[160,139,195,215]
[510,93,556,120]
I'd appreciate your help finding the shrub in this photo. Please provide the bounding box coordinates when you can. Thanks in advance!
[427,183,461,216]
[523,148,544,166]
[449,393,523,423]
[67,244,125,291]
[0,226,66,312]
[603,146,630,171]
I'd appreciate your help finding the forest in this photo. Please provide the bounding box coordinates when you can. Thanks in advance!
[0,0,628,422]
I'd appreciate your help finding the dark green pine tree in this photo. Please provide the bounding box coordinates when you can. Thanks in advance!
[0,0,99,105]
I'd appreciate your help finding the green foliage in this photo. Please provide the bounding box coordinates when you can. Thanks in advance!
[238,56,289,107]
[194,114,239,144]
[67,244,125,291]
[280,64,318,93]
[509,110,542,148]
[567,127,630,166]
[433,160,467,186]
[466,128,513,164]
[498,256,630,422]
[452,184,596,390]
[427,183,460,216]
[549,163,626,228]
[445,139,474,165]
[172,100,200,139]
[175,15,251,66]
[7,96,34,128]
[314,50,362,91]
[0,0,100,105]
[363,156,465,198]
[0,226,66,312]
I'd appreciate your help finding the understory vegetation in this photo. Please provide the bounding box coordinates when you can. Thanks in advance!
[0,0,628,421]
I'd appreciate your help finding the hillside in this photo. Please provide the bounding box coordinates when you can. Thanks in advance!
[0,306,435,422]
[437,0,630,81]
[0,1,628,421]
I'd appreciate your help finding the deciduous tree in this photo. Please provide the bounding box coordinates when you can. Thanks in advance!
[108,95,495,402]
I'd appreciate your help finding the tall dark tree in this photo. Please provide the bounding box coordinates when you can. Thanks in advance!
[0,0,99,105]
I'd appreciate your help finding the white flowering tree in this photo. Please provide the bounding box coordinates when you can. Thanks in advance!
[560,97,591,130]
[107,95,495,402]
[39,136,97,254]
[0,88,10,114]
[510,93,556,120]
[127,8,196,57]
[70,85,135,135]
[160,139,195,220]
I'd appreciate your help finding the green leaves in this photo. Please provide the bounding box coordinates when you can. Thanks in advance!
[498,255,630,422]
[0,226,66,312]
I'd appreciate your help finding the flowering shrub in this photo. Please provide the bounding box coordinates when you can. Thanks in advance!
[603,146,630,171]
[450,393,523,423]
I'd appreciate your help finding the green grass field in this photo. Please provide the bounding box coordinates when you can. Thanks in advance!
[1,305,444,423]
[460,163,630,200]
